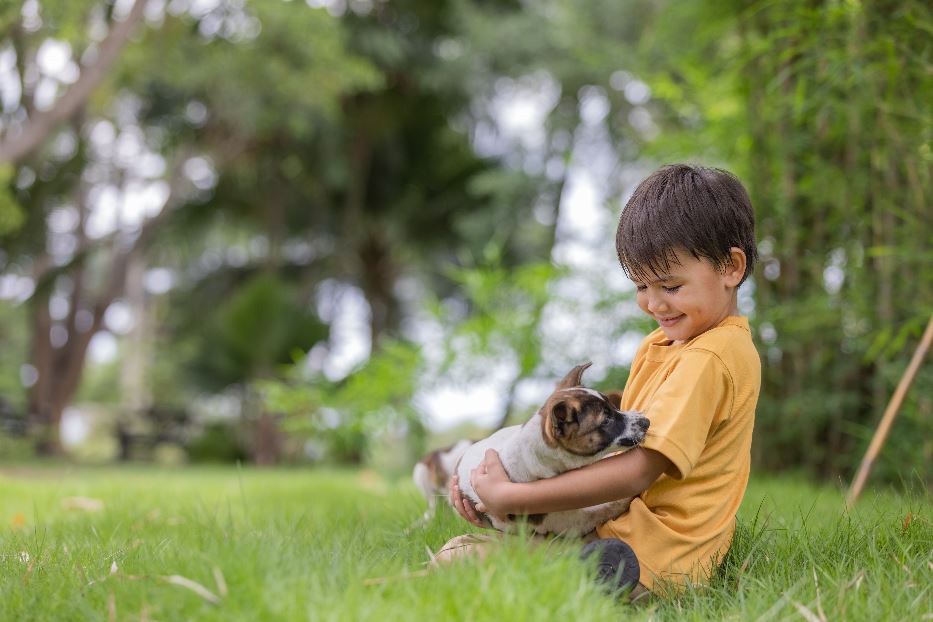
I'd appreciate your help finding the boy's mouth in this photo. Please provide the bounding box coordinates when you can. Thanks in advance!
[657,314,684,327]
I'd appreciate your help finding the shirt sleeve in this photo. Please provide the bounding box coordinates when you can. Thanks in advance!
[641,349,732,480]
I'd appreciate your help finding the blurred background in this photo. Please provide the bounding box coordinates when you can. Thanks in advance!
[0,0,929,485]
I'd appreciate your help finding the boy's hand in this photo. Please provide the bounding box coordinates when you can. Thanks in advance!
[450,474,487,528]
[469,449,514,520]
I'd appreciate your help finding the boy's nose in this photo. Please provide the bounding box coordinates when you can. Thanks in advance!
[647,295,667,314]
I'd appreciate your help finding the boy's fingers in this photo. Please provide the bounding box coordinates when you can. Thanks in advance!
[449,481,482,527]
[463,497,482,527]
[451,483,465,515]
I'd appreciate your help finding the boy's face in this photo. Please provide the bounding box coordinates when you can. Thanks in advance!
[631,248,746,343]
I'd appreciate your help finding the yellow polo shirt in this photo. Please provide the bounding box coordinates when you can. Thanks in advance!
[596,316,760,592]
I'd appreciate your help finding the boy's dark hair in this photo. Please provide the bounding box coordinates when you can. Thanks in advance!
[615,164,758,285]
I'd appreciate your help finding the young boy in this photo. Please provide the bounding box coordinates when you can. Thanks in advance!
[443,163,761,598]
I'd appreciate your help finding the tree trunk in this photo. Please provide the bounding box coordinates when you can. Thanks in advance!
[24,146,194,454]
[253,412,282,466]
[358,231,399,349]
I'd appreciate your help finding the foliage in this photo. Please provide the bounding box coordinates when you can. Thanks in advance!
[0,432,33,461]
[118,0,382,137]
[184,273,328,390]
[0,301,28,413]
[185,422,249,464]
[0,0,928,477]
[261,339,424,464]
[0,0,386,455]
[431,257,565,381]
[0,165,24,235]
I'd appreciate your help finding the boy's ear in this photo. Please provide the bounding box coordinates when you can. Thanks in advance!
[723,247,747,287]
[605,391,624,410]
[555,362,592,391]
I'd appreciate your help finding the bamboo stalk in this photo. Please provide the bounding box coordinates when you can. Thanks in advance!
[846,313,933,508]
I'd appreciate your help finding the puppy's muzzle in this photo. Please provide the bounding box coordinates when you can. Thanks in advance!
[617,413,650,447]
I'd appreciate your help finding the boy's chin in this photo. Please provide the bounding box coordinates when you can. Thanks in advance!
[660,327,679,340]
[659,324,693,342]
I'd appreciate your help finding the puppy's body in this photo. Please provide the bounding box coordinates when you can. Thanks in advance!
[455,363,649,537]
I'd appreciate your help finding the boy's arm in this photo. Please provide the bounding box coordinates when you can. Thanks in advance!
[469,447,671,517]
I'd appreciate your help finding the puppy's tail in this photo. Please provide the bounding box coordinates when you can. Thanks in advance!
[410,461,441,529]
[412,462,435,503]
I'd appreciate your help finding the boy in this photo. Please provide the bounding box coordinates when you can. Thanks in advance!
[443,163,761,598]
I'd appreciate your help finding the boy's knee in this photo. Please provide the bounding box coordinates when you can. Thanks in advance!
[580,538,646,601]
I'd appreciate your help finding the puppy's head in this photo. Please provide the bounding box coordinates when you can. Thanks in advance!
[540,362,650,456]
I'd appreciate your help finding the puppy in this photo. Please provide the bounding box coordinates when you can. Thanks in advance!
[455,362,649,537]
[413,439,473,522]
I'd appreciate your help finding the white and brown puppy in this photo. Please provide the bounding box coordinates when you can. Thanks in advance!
[455,362,649,537]
[413,439,473,522]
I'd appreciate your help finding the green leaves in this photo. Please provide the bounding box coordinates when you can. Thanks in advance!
[120,2,381,139]
[188,274,328,389]
[0,165,24,236]
[261,339,423,463]
[430,258,564,382]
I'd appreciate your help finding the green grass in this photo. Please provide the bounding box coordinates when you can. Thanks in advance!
[1,466,930,621]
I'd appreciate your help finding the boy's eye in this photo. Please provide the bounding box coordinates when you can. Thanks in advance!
[663,285,681,293]
[635,285,647,291]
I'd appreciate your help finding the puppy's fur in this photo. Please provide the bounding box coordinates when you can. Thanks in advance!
[454,362,649,536]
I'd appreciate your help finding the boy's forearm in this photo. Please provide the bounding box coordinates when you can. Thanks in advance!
[505,448,669,515]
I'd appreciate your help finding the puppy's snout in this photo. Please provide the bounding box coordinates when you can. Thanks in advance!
[615,412,649,448]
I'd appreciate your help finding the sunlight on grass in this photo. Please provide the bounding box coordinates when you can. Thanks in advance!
[1,466,930,621]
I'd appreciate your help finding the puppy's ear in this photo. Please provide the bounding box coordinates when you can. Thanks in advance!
[605,391,624,410]
[555,362,592,391]
[542,397,578,446]
[548,400,579,440]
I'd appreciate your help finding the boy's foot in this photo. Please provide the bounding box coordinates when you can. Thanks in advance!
[580,538,641,596]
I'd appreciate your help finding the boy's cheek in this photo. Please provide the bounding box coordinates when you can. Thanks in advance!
[634,292,649,312]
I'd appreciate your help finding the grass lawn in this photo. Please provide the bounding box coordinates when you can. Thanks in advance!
[1,465,930,621]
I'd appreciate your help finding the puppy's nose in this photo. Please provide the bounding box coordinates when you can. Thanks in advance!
[636,418,650,432]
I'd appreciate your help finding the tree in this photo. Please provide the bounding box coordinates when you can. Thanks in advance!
[1,1,379,454]
[738,0,931,479]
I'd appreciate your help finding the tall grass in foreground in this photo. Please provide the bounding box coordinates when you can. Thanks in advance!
[0,466,930,621]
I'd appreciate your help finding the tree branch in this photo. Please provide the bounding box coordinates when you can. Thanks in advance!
[0,0,148,164]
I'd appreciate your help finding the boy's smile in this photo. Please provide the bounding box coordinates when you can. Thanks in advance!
[632,247,747,343]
